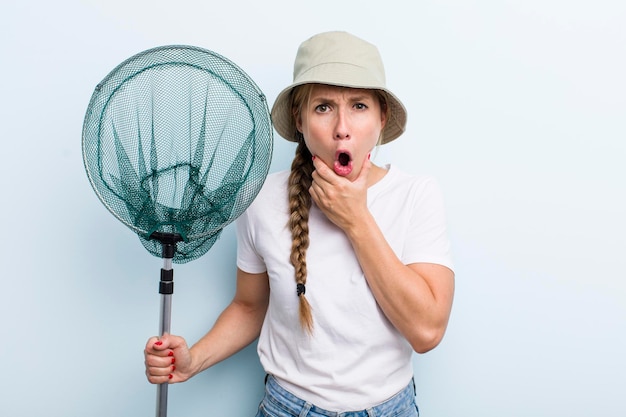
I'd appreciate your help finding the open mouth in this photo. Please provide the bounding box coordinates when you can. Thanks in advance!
[333,150,353,176]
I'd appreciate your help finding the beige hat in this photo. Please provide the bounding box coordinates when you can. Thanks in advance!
[271,31,407,144]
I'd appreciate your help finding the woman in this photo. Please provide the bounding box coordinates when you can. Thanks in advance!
[145,31,455,416]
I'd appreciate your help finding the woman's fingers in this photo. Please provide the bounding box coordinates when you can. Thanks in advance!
[144,334,182,384]
[145,360,176,384]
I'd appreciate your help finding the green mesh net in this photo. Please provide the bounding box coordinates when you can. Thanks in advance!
[82,45,273,263]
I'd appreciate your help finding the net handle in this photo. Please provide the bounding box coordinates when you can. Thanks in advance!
[154,233,182,417]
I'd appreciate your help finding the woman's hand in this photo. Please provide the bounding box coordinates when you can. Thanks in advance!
[309,155,371,232]
[144,334,193,384]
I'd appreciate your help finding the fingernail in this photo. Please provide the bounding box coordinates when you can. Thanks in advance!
[312,155,316,160]
[172,366,176,371]
[171,357,176,364]
[168,351,174,357]
[154,341,163,346]
[367,153,371,160]
[168,374,173,380]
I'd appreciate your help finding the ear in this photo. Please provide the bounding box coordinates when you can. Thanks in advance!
[380,105,388,129]
[294,112,304,133]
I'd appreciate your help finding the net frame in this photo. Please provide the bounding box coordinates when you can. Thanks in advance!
[82,45,273,263]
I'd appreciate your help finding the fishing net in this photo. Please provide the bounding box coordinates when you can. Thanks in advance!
[81,45,273,416]
[82,45,273,263]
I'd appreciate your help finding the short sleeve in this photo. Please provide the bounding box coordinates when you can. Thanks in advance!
[402,177,454,271]
[235,209,267,274]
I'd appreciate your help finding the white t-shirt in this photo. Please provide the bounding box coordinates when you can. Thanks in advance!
[236,164,453,411]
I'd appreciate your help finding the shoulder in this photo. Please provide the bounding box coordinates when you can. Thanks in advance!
[268,169,290,185]
[376,165,443,199]
[259,170,289,191]
[244,170,290,215]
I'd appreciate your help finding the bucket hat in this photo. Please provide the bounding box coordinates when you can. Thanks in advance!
[271,31,407,144]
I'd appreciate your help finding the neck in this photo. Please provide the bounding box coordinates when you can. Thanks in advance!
[367,163,388,187]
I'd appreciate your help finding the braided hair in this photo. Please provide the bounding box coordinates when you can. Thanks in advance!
[288,84,315,334]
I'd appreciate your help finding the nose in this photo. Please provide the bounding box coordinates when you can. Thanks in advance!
[334,109,350,140]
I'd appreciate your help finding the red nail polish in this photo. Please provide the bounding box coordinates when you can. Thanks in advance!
[172,366,176,371]
[168,374,173,379]
[154,341,163,346]
[168,351,174,357]
[367,153,371,160]
[171,358,176,364]
[312,155,316,160]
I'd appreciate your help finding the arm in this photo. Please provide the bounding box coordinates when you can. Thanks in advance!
[345,215,454,353]
[309,157,454,353]
[144,268,269,384]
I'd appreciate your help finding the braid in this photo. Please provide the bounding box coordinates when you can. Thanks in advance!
[288,138,314,333]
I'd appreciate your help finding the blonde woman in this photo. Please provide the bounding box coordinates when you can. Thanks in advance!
[145,31,455,416]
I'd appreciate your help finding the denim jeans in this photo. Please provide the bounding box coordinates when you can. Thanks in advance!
[255,375,419,417]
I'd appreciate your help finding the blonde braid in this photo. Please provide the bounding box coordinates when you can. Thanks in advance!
[288,138,314,333]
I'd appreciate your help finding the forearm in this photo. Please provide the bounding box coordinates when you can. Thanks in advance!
[345,213,454,353]
[188,299,266,376]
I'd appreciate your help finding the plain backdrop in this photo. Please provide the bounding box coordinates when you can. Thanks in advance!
[2,1,625,416]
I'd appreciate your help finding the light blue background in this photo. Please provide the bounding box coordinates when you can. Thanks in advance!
[2,1,625,416]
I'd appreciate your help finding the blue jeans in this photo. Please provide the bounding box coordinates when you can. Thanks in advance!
[255,375,420,417]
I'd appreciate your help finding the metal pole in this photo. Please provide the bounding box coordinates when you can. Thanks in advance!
[156,245,175,417]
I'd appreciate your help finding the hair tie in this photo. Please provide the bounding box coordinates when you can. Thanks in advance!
[296,283,306,296]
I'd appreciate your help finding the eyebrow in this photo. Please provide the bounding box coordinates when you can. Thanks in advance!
[310,93,374,103]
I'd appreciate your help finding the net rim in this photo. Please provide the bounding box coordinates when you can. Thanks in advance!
[81,44,273,243]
